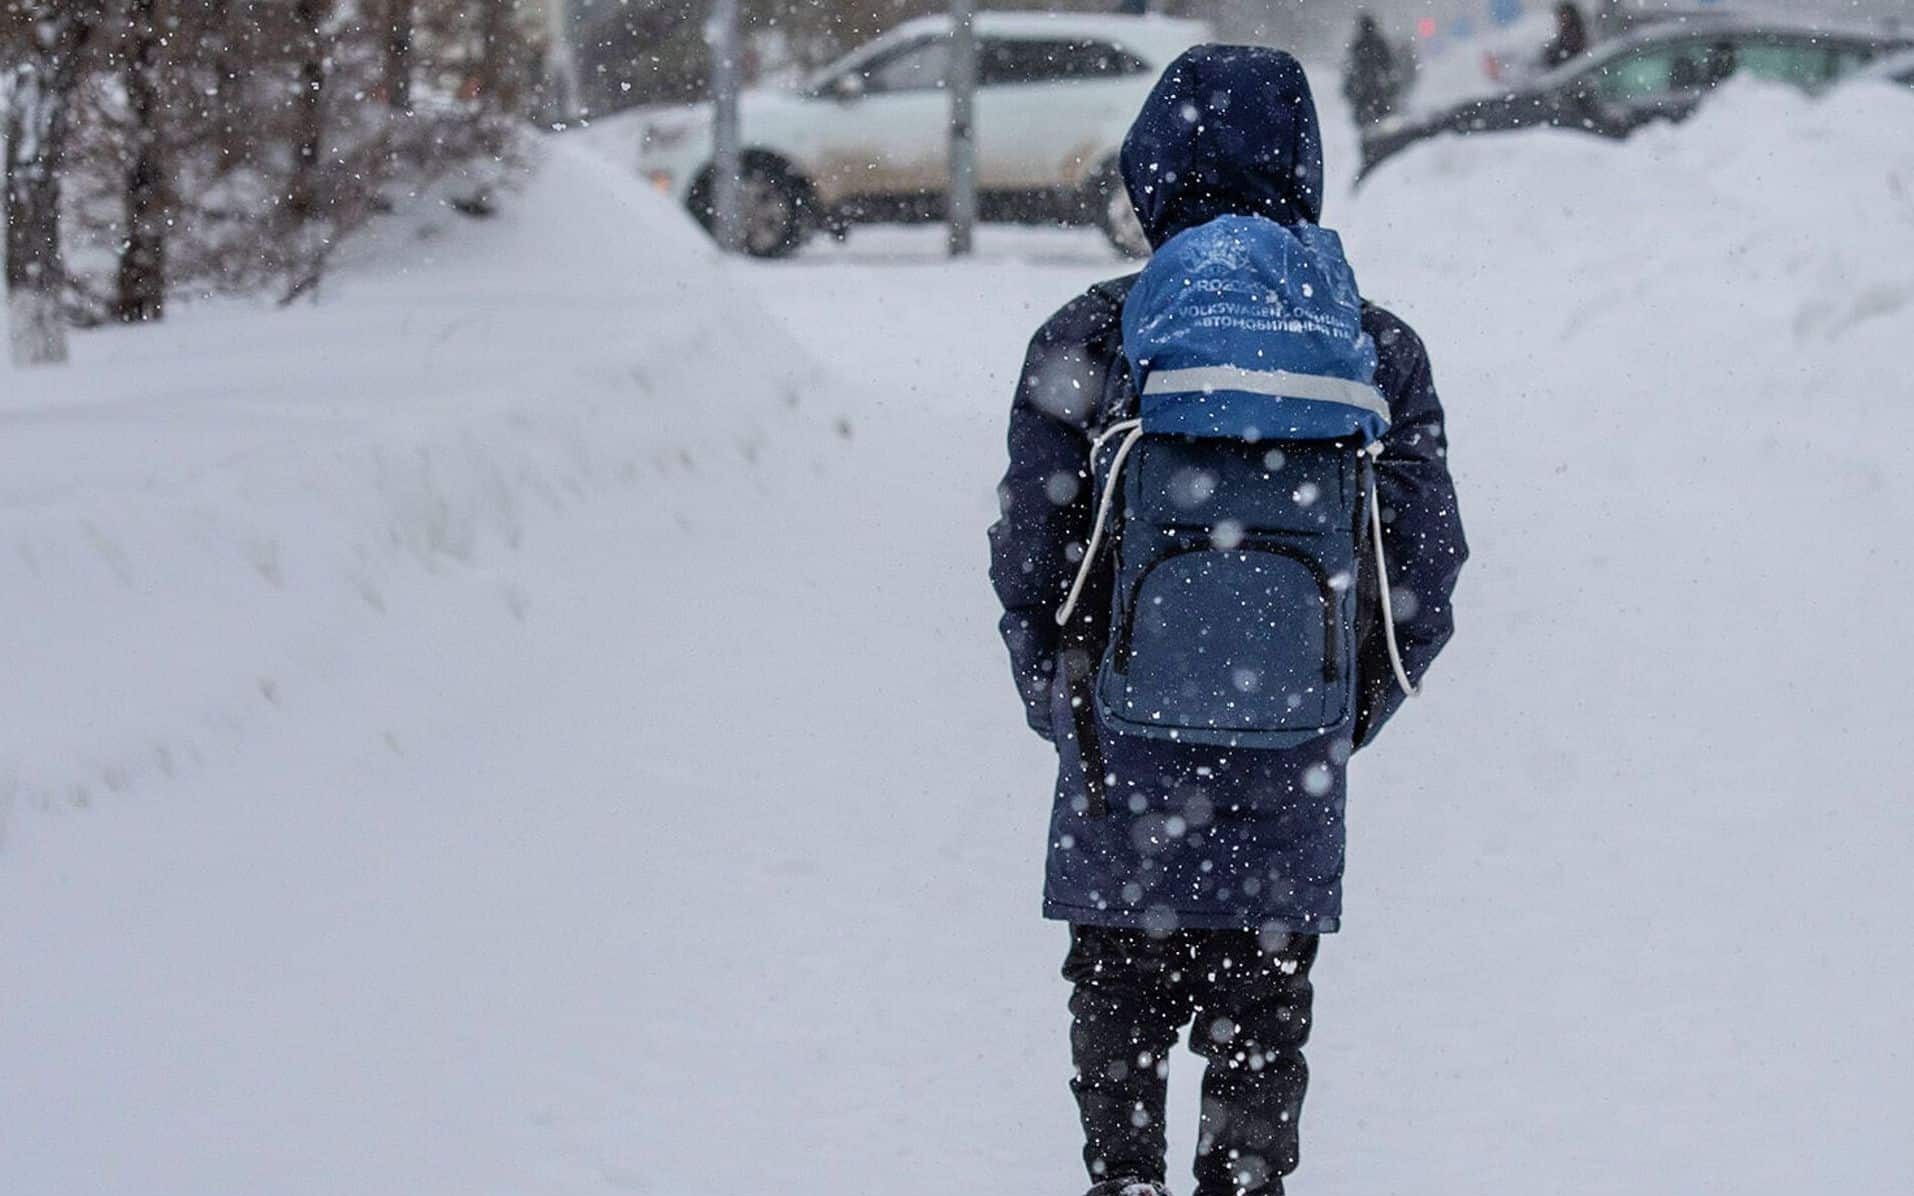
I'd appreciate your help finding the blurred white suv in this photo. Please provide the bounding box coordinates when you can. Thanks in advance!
[636,13,1209,257]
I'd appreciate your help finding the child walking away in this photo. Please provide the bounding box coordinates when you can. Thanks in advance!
[987,46,1468,1196]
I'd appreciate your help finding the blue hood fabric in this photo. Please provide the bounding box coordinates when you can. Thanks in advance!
[1120,45,1326,247]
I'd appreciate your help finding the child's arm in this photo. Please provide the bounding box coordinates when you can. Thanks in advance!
[987,293,1114,741]
[1354,309,1471,748]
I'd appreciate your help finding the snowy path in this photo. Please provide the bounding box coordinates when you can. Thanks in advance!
[7,82,1914,1196]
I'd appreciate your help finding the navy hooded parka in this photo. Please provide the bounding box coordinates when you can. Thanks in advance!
[988,46,1468,933]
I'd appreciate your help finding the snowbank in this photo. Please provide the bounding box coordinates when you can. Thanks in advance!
[1327,80,1914,1192]
[0,142,838,835]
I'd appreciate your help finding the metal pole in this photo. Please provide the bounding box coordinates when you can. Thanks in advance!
[707,0,743,253]
[946,0,978,257]
[542,0,581,123]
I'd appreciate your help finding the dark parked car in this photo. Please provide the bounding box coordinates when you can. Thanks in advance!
[1855,48,1914,89]
[1359,17,1909,179]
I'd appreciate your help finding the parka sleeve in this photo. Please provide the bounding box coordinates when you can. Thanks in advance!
[986,295,1112,741]
[1354,312,1470,749]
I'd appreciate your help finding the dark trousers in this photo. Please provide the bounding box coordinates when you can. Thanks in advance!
[1065,925,1320,1196]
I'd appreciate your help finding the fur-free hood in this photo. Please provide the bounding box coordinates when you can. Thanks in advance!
[1119,45,1326,247]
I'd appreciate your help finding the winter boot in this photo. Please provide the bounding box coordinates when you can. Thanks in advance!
[1084,1181,1173,1196]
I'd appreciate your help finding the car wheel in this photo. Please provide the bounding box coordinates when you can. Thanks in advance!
[688,157,813,259]
[1093,163,1150,259]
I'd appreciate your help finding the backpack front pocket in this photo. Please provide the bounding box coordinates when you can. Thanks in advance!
[1101,545,1343,740]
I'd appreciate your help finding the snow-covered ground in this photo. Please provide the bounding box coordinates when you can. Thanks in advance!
[5,77,1914,1196]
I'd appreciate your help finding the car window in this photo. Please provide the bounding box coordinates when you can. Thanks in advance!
[1593,40,1735,101]
[1733,40,1833,89]
[1591,46,1679,100]
[978,38,1149,87]
[1827,43,1886,81]
[860,37,951,94]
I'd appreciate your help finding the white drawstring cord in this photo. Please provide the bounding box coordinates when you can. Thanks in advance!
[1054,419,1144,627]
[1367,445,1420,699]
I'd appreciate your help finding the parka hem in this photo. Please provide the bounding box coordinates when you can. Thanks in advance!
[1043,898,1340,935]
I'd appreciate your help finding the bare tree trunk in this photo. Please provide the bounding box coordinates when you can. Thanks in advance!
[118,0,169,323]
[475,0,513,110]
[206,0,249,174]
[4,3,106,367]
[448,0,524,217]
[383,0,414,113]
[287,0,330,220]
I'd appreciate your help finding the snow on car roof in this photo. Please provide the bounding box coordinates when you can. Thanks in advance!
[1524,12,1909,93]
[801,12,1210,94]
[1621,8,1907,40]
[883,11,1210,63]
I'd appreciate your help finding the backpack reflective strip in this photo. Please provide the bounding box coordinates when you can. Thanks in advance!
[1141,366,1391,425]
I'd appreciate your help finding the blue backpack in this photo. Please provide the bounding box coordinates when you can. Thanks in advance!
[1056,215,1416,804]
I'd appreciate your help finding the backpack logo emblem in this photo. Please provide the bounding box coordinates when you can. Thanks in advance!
[1189,232,1251,275]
